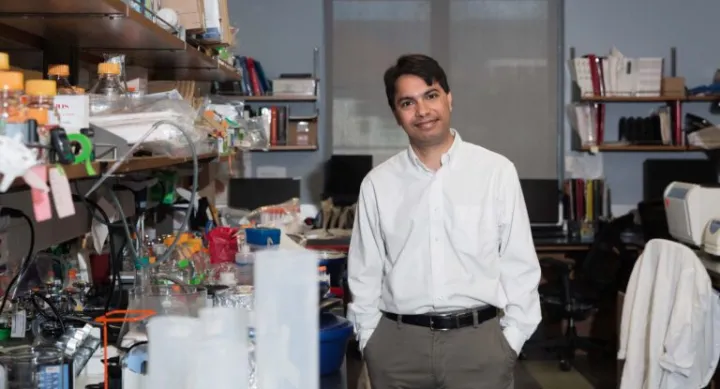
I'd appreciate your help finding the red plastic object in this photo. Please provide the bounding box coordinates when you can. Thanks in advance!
[329,287,344,299]
[208,226,240,264]
[89,253,111,285]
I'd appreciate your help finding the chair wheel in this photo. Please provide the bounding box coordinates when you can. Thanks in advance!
[559,359,572,371]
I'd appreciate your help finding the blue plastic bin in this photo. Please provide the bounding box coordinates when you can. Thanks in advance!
[319,312,353,376]
[245,227,281,247]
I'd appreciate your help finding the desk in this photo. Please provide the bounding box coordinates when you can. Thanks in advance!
[309,233,644,255]
[536,233,643,253]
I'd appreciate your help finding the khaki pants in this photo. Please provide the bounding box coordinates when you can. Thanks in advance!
[363,316,516,389]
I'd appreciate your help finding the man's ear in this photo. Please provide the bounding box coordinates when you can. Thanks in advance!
[447,91,453,111]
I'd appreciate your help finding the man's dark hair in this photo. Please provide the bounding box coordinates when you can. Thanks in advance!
[383,54,450,110]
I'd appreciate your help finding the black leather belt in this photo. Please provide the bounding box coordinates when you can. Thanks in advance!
[382,306,497,331]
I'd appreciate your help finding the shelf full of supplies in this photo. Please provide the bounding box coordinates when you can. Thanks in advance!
[0,0,240,81]
[2,153,228,191]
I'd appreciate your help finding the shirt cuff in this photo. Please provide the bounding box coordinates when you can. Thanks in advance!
[358,328,376,352]
[502,325,526,356]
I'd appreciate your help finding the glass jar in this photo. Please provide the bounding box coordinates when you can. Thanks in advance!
[0,71,25,138]
[47,64,76,95]
[89,62,127,115]
[25,80,58,160]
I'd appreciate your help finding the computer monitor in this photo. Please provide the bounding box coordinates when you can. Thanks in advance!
[520,179,563,226]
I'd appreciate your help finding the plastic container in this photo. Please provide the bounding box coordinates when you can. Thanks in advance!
[208,226,239,265]
[316,250,348,288]
[255,249,318,389]
[319,313,353,376]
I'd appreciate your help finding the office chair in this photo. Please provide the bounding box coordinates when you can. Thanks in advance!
[528,213,637,371]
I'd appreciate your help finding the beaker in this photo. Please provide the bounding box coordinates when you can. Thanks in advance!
[0,345,65,389]
[123,285,207,338]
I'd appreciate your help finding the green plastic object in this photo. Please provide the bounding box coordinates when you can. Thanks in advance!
[177,259,190,269]
[0,327,10,341]
[135,257,150,270]
[149,172,177,205]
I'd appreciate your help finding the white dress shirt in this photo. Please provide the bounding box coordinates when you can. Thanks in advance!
[347,130,542,354]
[619,239,720,389]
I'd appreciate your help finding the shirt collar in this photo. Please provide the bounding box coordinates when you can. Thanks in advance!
[407,129,462,172]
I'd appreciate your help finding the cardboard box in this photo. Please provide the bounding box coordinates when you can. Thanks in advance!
[219,0,233,46]
[661,77,686,97]
[287,120,318,147]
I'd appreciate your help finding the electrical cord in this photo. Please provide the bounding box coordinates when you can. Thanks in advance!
[0,207,35,316]
[72,181,114,227]
[31,292,66,334]
[71,194,119,314]
[107,189,139,261]
[119,340,148,354]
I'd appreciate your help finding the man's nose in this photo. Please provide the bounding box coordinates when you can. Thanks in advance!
[416,101,429,117]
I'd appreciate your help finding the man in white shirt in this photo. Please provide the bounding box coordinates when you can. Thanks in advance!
[348,54,542,389]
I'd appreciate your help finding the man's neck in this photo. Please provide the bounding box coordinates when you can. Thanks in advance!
[411,131,455,171]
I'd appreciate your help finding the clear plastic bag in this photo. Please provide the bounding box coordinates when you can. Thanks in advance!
[89,95,213,158]
[221,198,304,233]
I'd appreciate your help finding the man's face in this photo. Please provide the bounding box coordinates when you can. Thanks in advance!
[392,75,452,148]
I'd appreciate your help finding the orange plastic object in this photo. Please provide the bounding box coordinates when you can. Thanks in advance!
[95,310,156,389]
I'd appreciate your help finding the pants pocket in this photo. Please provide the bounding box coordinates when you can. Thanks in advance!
[495,320,518,362]
[363,316,386,358]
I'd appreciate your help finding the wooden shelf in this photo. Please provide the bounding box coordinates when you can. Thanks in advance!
[0,0,240,81]
[214,94,317,102]
[579,144,703,152]
[4,152,227,190]
[251,145,318,152]
[580,95,720,103]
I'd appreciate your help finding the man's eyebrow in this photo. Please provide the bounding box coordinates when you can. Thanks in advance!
[396,87,440,102]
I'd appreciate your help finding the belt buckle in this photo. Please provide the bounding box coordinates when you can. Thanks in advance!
[429,315,453,331]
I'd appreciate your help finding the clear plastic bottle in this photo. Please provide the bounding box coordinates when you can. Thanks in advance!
[25,79,59,158]
[0,71,25,138]
[89,62,127,115]
[47,64,77,95]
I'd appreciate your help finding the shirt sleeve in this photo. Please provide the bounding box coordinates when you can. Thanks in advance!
[496,163,542,355]
[347,177,385,351]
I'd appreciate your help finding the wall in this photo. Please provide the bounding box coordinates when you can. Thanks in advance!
[228,0,328,203]
[565,0,720,215]
[229,0,720,210]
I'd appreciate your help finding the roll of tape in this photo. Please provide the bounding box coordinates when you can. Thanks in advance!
[66,133,96,175]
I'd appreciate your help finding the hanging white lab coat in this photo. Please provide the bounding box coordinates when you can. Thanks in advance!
[619,239,720,389]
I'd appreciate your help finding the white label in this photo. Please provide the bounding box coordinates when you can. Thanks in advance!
[50,95,90,134]
[10,310,25,338]
[49,167,76,219]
